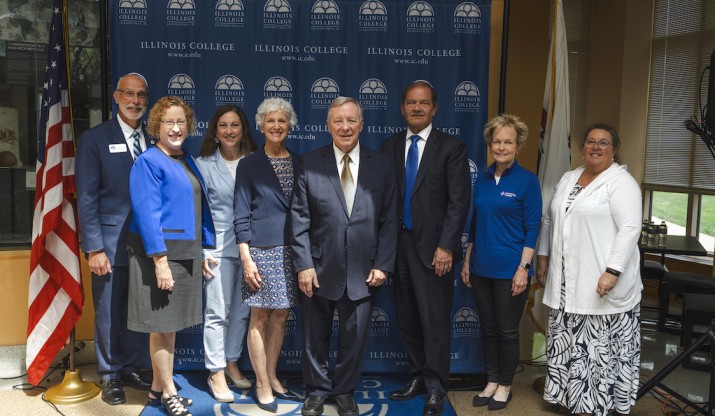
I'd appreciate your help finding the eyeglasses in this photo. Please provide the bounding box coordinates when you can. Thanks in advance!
[584,139,612,148]
[116,90,148,100]
[161,119,187,128]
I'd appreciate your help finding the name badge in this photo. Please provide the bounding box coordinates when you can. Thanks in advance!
[109,144,128,153]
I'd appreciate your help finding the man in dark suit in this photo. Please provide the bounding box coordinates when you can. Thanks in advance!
[291,97,398,416]
[76,73,152,405]
[380,81,471,416]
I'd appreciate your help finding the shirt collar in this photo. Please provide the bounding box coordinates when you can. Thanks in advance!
[333,142,360,165]
[406,124,433,142]
[487,160,519,178]
[116,116,142,139]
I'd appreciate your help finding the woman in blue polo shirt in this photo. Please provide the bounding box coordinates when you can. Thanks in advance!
[460,114,542,411]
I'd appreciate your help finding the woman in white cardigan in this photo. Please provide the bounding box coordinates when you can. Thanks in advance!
[536,124,642,416]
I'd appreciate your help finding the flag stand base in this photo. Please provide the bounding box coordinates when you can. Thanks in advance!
[44,370,100,404]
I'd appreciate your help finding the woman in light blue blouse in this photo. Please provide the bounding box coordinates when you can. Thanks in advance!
[196,105,257,402]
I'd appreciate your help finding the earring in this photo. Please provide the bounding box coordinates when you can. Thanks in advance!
[214,137,219,144]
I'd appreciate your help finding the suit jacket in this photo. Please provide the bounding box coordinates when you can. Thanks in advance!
[380,127,471,267]
[128,147,216,259]
[76,118,153,267]
[291,144,398,301]
[233,147,302,247]
[195,149,242,258]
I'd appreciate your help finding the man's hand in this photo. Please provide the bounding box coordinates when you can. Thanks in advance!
[366,269,387,287]
[88,251,112,276]
[432,247,453,277]
[298,268,320,297]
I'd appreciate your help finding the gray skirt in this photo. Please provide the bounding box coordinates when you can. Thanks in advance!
[127,253,202,333]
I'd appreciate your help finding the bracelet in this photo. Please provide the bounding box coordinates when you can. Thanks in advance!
[605,267,621,277]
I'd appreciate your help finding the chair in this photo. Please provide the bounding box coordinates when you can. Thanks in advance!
[658,271,715,333]
[680,293,715,372]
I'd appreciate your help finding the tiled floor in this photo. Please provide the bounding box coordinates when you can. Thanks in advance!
[0,291,711,415]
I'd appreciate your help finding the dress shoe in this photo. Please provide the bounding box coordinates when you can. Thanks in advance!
[423,392,445,416]
[121,372,151,391]
[253,387,278,413]
[273,388,301,401]
[161,394,192,416]
[389,376,426,401]
[225,372,252,389]
[207,376,234,403]
[101,378,126,405]
[334,394,359,416]
[148,389,192,407]
[472,391,493,407]
[488,392,512,411]
[301,395,326,416]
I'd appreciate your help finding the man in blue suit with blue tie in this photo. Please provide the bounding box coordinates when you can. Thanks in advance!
[76,73,152,405]
[291,97,398,416]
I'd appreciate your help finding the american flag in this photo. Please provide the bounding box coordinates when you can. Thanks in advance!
[26,0,83,386]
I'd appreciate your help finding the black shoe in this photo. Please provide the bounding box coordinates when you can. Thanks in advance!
[101,378,126,405]
[488,392,512,411]
[389,376,426,401]
[423,392,445,416]
[472,392,493,407]
[148,389,192,407]
[301,395,326,416]
[273,388,301,401]
[121,371,151,391]
[161,394,192,416]
[334,394,358,416]
[253,387,277,413]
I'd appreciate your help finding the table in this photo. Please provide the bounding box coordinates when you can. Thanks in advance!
[640,235,708,265]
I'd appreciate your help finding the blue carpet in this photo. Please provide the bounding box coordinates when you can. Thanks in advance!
[140,372,457,415]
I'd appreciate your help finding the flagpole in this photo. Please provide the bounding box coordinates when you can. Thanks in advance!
[498,0,511,114]
[36,0,99,403]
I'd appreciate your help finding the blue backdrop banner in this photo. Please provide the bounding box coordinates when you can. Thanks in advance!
[110,0,489,375]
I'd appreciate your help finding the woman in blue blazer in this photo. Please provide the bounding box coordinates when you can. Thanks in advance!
[195,105,257,402]
[127,96,215,416]
[234,98,301,412]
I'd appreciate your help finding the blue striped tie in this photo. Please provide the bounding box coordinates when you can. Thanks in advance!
[403,135,420,229]
[131,130,142,160]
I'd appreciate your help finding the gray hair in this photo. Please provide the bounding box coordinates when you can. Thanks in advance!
[116,72,148,90]
[255,97,298,130]
[327,96,363,122]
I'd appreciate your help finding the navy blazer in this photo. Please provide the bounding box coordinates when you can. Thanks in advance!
[76,118,153,266]
[233,147,302,247]
[380,128,470,267]
[195,149,242,258]
[290,144,398,301]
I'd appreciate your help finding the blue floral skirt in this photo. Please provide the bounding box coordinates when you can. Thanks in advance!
[241,245,298,309]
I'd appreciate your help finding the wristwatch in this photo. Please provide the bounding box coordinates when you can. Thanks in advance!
[519,262,531,271]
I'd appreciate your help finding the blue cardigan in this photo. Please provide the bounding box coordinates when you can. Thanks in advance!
[467,160,542,279]
[128,146,215,258]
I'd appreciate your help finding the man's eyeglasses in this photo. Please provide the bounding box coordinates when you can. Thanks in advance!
[584,139,612,148]
[161,119,187,128]
[116,90,148,100]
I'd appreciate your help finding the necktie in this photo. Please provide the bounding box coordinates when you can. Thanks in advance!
[341,154,355,216]
[403,135,420,229]
[131,130,142,160]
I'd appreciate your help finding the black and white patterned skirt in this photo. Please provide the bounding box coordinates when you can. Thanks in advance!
[544,274,640,416]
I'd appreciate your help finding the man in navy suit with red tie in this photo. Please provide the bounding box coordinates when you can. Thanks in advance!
[381,81,471,416]
[76,73,152,405]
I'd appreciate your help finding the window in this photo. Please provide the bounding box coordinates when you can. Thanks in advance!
[0,1,102,247]
[643,0,715,257]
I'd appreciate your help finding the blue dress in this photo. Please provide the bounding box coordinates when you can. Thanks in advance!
[241,156,298,309]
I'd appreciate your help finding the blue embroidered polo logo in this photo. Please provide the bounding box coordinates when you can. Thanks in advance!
[500,191,516,198]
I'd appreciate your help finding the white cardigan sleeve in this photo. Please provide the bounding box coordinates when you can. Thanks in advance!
[605,172,642,272]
